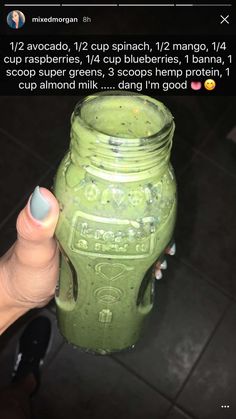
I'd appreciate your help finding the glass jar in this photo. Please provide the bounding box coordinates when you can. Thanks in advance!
[54,91,177,354]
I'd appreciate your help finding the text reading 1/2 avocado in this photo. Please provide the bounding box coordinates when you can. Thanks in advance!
[2,39,234,94]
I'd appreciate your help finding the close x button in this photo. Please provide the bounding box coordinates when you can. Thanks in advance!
[220,15,230,24]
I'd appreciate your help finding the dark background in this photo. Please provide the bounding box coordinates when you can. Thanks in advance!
[0,94,235,418]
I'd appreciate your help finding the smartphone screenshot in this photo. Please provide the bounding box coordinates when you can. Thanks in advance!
[0,1,235,419]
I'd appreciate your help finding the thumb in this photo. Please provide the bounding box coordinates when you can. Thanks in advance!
[15,186,60,268]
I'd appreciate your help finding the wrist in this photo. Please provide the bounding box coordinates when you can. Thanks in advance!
[0,261,29,334]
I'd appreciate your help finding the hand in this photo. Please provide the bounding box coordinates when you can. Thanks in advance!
[154,242,176,280]
[0,187,59,332]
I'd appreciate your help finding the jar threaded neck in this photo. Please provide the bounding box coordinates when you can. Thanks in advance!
[70,92,174,177]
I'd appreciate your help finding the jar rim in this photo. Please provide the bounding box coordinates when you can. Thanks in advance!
[72,91,174,143]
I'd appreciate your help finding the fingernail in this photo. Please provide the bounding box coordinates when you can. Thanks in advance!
[30,186,51,221]
[169,243,176,256]
[161,260,167,270]
[155,269,162,280]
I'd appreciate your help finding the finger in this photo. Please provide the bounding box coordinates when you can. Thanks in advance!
[165,242,176,256]
[155,268,162,280]
[15,186,60,268]
[160,260,167,269]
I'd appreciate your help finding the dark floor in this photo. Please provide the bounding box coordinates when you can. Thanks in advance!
[0,95,235,419]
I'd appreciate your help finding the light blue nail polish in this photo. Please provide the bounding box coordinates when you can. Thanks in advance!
[169,243,176,255]
[30,186,51,221]
[155,270,162,280]
[161,260,167,270]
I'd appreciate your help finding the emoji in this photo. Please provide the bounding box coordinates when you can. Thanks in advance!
[204,79,216,91]
[191,81,202,90]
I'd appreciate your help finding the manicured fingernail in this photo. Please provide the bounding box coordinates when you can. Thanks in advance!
[30,186,51,221]
[155,269,162,280]
[169,243,176,256]
[161,260,167,270]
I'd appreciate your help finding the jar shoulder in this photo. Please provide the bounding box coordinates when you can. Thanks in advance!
[54,158,176,222]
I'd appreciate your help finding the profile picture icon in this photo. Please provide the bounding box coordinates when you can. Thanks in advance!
[7,10,25,29]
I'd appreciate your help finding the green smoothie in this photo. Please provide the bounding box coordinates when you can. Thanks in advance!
[54,92,177,354]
